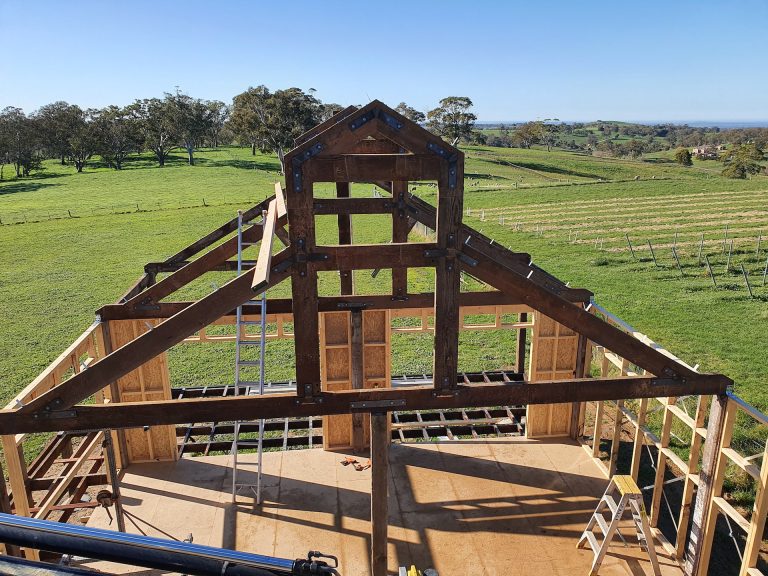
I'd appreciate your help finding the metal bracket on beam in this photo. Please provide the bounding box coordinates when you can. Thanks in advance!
[660,367,682,380]
[33,409,78,420]
[432,387,461,397]
[295,252,329,264]
[424,249,448,259]
[650,377,687,386]
[290,142,324,192]
[349,110,375,131]
[426,142,459,189]
[456,251,478,267]
[272,258,295,274]
[349,399,406,410]
[378,109,404,131]
[335,302,373,310]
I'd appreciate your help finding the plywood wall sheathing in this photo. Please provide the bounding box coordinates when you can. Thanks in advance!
[321,310,391,450]
[526,311,579,437]
[106,320,178,464]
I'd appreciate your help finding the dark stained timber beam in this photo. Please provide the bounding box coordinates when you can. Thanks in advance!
[0,375,731,435]
[313,197,394,215]
[315,242,438,271]
[98,290,529,320]
[144,261,253,274]
[286,168,321,398]
[118,273,153,303]
[433,158,464,391]
[336,182,354,294]
[20,249,296,415]
[370,411,389,576]
[306,154,442,182]
[391,181,409,298]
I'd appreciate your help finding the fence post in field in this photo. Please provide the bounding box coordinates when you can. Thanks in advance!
[763,256,768,286]
[698,233,705,263]
[741,264,754,298]
[648,240,659,268]
[626,233,637,260]
[672,247,684,277]
[726,239,734,271]
[705,255,717,287]
[722,223,729,254]
[757,232,762,256]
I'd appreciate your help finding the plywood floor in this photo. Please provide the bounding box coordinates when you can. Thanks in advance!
[80,438,682,576]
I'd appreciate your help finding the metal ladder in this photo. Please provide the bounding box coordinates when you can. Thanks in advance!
[231,209,268,504]
[578,475,661,576]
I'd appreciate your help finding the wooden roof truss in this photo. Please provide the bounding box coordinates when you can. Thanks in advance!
[0,100,731,435]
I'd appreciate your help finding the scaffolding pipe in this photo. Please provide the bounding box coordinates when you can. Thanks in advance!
[0,554,104,575]
[0,512,338,576]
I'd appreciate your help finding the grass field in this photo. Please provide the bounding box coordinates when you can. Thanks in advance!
[1,144,767,417]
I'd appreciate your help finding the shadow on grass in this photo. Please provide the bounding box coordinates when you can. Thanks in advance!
[0,181,58,195]
[506,159,606,180]
[466,172,509,181]
[195,157,280,172]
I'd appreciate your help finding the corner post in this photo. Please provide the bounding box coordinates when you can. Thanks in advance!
[370,411,390,576]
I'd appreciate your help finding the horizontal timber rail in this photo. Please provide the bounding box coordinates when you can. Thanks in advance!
[99,292,543,320]
[0,375,729,435]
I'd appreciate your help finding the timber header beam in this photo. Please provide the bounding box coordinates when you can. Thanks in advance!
[0,375,731,435]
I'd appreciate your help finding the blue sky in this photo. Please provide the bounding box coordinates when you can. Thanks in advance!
[1,0,766,122]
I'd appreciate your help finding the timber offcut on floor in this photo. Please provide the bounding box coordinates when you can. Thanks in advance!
[82,438,682,576]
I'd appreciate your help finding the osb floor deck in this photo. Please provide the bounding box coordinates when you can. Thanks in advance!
[81,438,682,576]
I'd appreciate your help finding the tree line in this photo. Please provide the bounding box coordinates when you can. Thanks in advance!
[0,90,478,180]
[480,120,767,178]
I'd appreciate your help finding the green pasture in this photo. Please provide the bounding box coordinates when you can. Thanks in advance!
[1,144,767,415]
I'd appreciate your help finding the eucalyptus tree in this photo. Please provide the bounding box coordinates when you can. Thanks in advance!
[395,102,426,123]
[133,97,178,167]
[426,96,476,145]
[93,105,141,169]
[229,86,322,170]
[33,101,82,164]
[0,107,41,177]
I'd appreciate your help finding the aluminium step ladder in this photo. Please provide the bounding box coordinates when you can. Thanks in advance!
[231,209,268,504]
[578,475,661,576]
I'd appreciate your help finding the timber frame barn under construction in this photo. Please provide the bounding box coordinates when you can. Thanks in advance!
[1,100,765,576]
